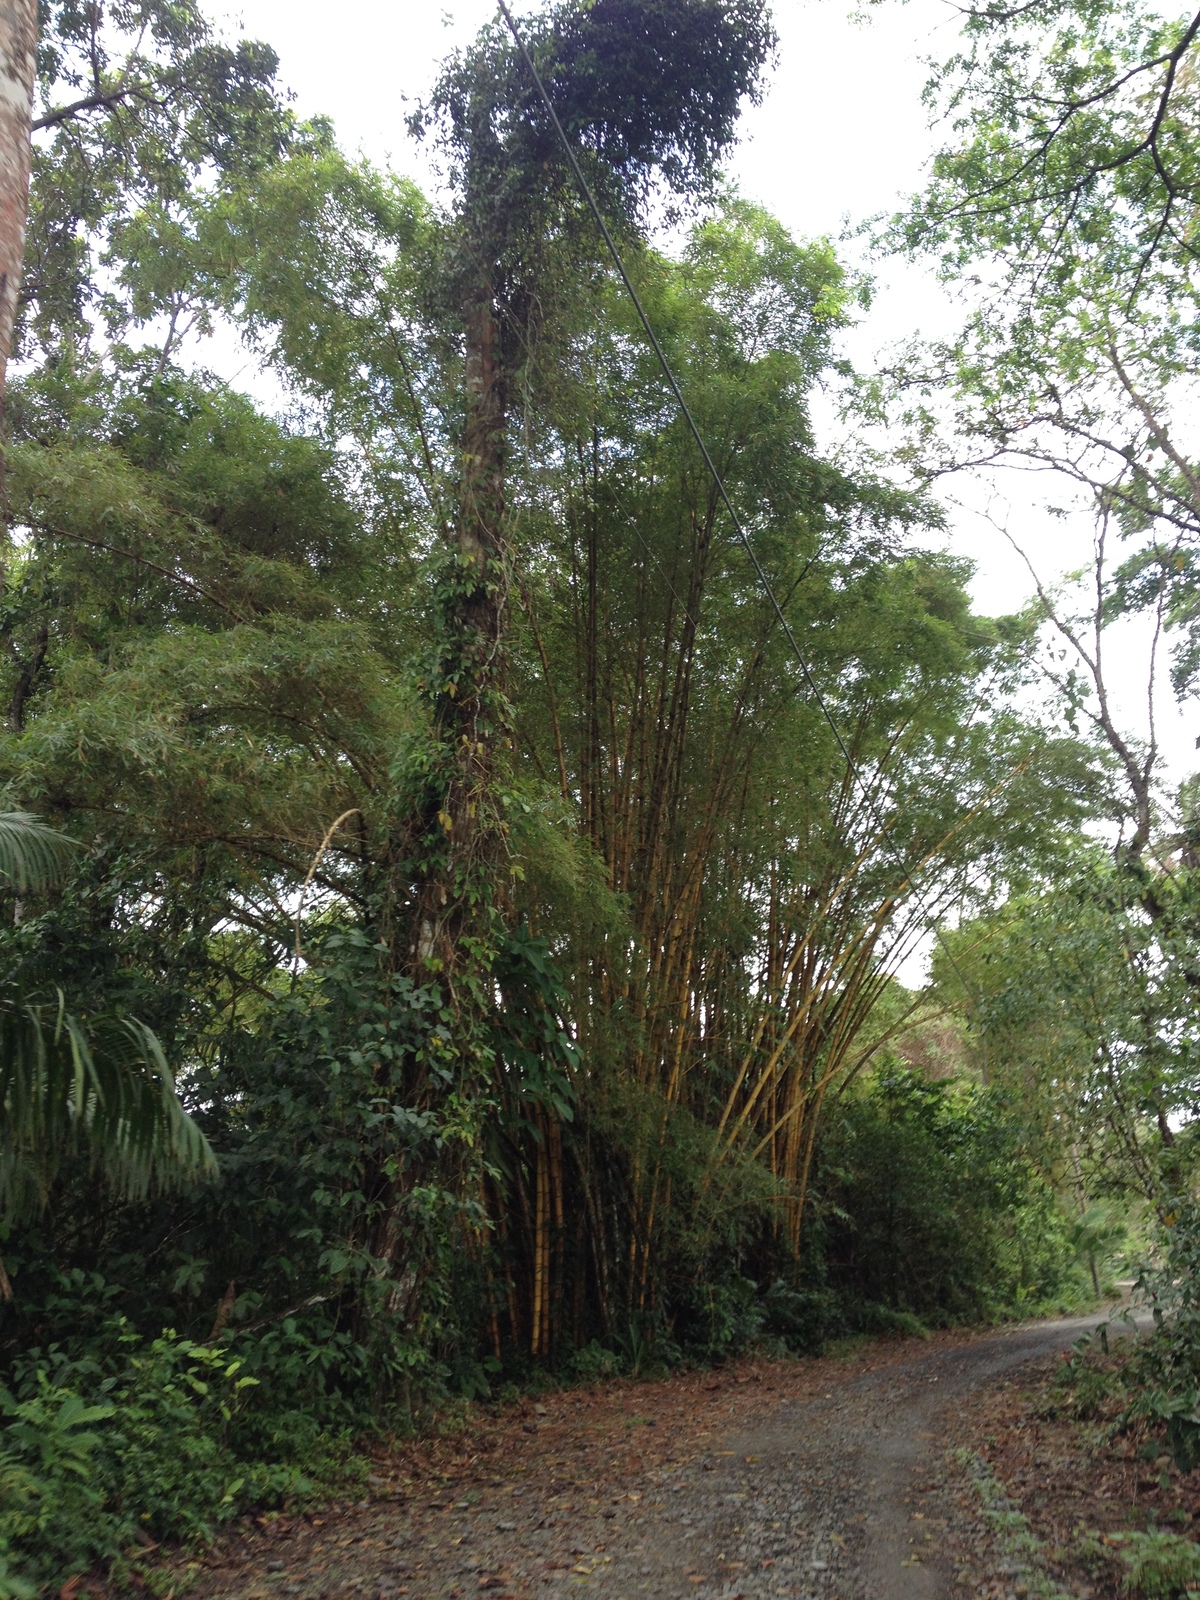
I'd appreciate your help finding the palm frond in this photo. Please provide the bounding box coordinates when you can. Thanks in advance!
[0,993,217,1222]
[0,812,77,893]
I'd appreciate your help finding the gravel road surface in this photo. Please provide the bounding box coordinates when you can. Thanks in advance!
[580,1312,1115,1600]
[194,1312,1129,1600]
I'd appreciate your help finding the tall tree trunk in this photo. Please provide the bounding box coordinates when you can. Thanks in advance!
[412,275,509,981]
[371,272,511,1300]
[0,0,35,403]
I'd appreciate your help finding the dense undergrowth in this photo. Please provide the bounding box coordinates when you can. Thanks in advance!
[949,1203,1200,1600]
[0,1066,1118,1595]
[1052,1198,1200,1478]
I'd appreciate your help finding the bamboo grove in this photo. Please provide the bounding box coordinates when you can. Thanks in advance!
[2,0,1191,1496]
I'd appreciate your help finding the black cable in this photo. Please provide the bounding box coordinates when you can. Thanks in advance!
[495,0,981,984]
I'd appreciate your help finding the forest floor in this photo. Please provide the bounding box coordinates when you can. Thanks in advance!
[159,1309,1192,1600]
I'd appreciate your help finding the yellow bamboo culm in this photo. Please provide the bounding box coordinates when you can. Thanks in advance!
[549,1114,565,1354]
[480,1176,503,1360]
[531,1118,548,1355]
[492,1179,521,1350]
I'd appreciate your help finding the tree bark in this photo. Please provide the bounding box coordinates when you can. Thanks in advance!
[371,273,511,1302]
[0,0,36,402]
[412,275,509,979]
[8,619,46,731]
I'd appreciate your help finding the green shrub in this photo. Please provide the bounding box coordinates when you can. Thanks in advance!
[1115,1529,1200,1598]
[570,1341,623,1382]
[681,1276,765,1359]
[1045,1338,1121,1420]
[855,1304,930,1339]
[0,1325,364,1590]
[761,1280,845,1352]
[0,1383,112,1589]
[1117,1199,1200,1470]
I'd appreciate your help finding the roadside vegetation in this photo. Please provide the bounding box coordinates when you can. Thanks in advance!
[1,0,1200,1591]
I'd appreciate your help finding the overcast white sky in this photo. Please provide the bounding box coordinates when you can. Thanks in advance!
[210,0,1197,783]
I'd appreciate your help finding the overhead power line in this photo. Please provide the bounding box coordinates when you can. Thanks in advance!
[495,0,979,984]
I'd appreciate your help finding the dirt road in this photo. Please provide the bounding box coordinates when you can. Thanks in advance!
[556,1312,1115,1600]
[192,1312,1125,1600]
[671,1312,1117,1600]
